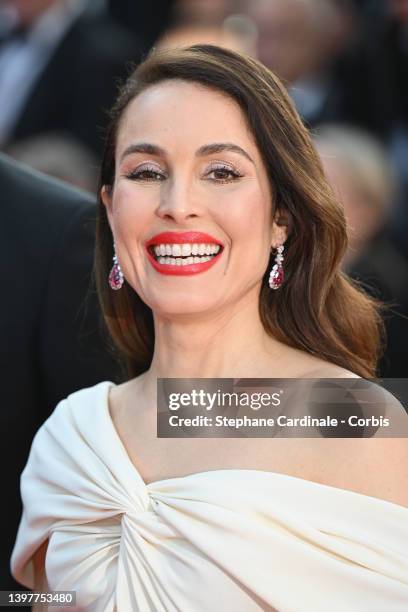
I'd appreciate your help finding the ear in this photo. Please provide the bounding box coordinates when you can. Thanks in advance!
[271,208,290,248]
[101,185,114,229]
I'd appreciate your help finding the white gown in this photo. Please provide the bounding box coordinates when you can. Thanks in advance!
[11,381,408,611]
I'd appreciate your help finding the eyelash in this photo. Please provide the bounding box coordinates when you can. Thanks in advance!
[125,164,166,182]
[125,163,243,184]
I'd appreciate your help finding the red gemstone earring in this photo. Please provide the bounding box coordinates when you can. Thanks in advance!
[269,244,284,290]
[108,244,124,290]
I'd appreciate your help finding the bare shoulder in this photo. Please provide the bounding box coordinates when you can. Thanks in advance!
[351,437,408,507]
[275,343,361,378]
[309,437,408,508]
[301,359,361,379]
[298,363,408,507]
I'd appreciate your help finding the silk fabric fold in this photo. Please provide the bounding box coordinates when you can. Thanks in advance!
[11,382,408,611]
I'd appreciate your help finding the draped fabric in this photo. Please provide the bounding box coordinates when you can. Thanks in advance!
[11,382,408,611]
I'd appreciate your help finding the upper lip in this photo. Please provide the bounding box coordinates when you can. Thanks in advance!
[145,231,224,247]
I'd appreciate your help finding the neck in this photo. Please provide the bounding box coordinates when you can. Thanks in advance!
[144,291,286,386]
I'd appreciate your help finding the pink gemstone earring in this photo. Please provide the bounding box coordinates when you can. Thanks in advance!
[108,244,124,290]
[269,244,284,290]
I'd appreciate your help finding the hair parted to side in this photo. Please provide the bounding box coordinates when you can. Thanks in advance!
[95,43,385,379]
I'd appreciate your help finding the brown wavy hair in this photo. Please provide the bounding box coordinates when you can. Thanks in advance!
[95,44,384,379]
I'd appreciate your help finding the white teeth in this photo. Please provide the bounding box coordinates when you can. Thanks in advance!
[157,255,214,265]
[153,242,222,264]
[181,244,192,256]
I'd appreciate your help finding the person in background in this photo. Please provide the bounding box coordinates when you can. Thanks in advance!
[247,0,327,85]
[315,125,408,377]
[170,0,237,25]
[5,131,98,191]
[108,0,175,53]
[245,0,408,299]
[361,0,408,261]
[0,0,142,157]
[156,15,257,56]
[246,0,359,126]
[0,153,122,591]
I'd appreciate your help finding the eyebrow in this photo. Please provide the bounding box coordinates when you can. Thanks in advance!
[119,142,254,164]
[196,143,254,163]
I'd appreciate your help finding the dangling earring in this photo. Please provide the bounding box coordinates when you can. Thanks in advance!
[269,244,284,290]
[108,244,124,290]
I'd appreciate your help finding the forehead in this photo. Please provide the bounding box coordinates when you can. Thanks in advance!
[116,79,256,154]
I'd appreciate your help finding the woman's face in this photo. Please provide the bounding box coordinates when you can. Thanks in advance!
[102,80,286,316]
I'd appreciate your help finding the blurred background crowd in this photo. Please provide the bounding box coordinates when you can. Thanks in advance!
[1,0,407,375]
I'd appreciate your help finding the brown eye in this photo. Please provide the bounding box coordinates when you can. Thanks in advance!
[213,169,234,180]
[206,165,242,183]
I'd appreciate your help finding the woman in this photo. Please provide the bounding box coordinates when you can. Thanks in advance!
[11,45,408,611]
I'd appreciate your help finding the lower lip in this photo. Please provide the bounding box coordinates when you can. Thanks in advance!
[146,249,222,275]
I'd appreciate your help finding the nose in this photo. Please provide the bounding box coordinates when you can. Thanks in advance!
[155,176,201,223]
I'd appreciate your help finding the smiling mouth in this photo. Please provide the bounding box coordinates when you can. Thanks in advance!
[148,242,223,266]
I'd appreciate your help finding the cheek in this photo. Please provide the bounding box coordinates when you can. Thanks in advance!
[218,184,272,246]
[110,182,154,237]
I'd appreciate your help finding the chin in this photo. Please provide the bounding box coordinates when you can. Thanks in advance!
[149,295,218,318]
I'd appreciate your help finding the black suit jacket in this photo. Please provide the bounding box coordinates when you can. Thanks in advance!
[0,154,122,591]
[5,13,142,156]
[108,0,175,51]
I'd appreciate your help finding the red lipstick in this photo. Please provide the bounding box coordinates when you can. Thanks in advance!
[146,231,223,247]
[145,231,224,276]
